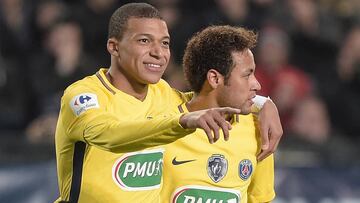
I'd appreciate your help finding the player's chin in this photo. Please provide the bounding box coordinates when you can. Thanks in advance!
[240,107,252,115]
[144,75,163,84]
[240,104,252,115]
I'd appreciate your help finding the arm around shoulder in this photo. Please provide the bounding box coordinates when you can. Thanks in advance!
[57,85,194,153]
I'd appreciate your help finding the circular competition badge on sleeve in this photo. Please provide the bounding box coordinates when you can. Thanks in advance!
[70,93,100,116]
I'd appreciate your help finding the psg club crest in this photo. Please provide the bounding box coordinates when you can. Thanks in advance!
[207,154,228,183]
[238,159,253,180]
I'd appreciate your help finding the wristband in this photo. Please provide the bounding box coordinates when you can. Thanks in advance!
[251,95,272,113]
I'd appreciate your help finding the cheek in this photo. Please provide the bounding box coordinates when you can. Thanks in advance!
[164,49,171,60]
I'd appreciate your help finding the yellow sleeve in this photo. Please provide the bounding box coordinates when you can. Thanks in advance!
[59,85,195,153]
[247,155,275,203]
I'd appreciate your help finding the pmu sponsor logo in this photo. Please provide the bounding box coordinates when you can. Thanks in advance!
[171,185,240,203]
[70,93,99,116]
[112,148,164,191]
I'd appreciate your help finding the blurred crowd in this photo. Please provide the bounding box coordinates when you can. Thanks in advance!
[1,0,360,167]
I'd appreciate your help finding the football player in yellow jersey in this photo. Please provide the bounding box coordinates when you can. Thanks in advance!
[162,26,276,203]
[54,3,282,203]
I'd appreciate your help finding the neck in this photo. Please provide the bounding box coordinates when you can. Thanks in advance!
[187,92,234,123]
[106,66,148,101]
[186,92,219,112]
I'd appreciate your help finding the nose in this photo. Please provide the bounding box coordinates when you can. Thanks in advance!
[251,75,261,91]
[149,43,163,59]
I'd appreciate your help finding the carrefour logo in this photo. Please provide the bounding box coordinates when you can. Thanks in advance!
[70,93,99,116]
[171,185,240,203]
[112,148,164,191]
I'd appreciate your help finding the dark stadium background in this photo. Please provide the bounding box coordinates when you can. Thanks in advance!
[0,0,359,202]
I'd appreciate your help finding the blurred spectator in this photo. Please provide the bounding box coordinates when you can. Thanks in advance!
[328,25,360,137]
[279,96,359,167]
[318,0,360,32]
[30,0,68,52]
[149,0,203,64]
[72,0,119,66]
[281,0,340,93]
[255,25,312,129]
[0,56,28,132]
[337,26,360,83]
[214,0,249,25]
[0,0,33,132]
[26,20,97,144]
[271,68,312,129]
[0,0,33,58]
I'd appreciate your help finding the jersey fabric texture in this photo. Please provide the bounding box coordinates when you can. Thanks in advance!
[55,68,193,203]
[161,103,275,203]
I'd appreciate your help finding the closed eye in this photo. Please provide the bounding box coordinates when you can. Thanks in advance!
[243,73,251,78]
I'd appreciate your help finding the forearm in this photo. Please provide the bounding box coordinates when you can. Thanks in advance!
[82,113,195,152]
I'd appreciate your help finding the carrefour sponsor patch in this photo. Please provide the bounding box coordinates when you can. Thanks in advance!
[171,185,240,203]
[112,148,164,191]
[70,93,99,116]
[238,159,253,180]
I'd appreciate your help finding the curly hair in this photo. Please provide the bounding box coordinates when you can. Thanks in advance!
[108,3,162,39]
[183,25,257,93]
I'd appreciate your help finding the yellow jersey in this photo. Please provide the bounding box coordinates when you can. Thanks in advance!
[55,68,193,203]
[161,103,275,203]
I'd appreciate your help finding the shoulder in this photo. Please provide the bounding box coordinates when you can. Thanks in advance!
[61,74,111,113]
[64,75,104,98]
[149,79,188,102]
[234,114,258,131]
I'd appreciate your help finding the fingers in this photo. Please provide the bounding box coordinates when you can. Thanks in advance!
[206,118,220,143]
[257,147,271,161]
[256,101,283,161]
[218,107,241,115]
[260,123,270,151]
[182,107,239,143]
[201,108,234,143]
[212,107,238,142]
[257,130,282,161]
[201,122,214,144]
[257,120,270,161]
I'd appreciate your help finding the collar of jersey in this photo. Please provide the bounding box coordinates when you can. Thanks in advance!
[97,68,152,104]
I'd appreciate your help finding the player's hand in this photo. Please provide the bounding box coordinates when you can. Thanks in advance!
[257,100,283,161]
[179,107,241,144]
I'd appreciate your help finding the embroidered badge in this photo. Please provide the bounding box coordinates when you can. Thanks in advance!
[70,93,99,116]
[207,154,228,183]
[238,159,253,180]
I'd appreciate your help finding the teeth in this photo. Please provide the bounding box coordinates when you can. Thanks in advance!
[146,64,160,68]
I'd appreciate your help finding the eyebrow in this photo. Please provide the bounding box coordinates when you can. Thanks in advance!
[136,33,170,41]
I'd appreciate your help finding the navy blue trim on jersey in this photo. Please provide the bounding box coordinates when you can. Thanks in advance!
[69,141,86,203]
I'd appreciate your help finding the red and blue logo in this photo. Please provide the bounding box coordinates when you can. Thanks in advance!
[70,93,99,116]
[238,159,253,180]
[74,95,92,106]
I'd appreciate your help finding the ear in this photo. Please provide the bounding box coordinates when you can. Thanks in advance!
[107,38,119,57]
[207,69,224,89]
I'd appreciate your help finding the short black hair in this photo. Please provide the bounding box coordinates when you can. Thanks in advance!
[108,3,162,40]
[183,25,257,93]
